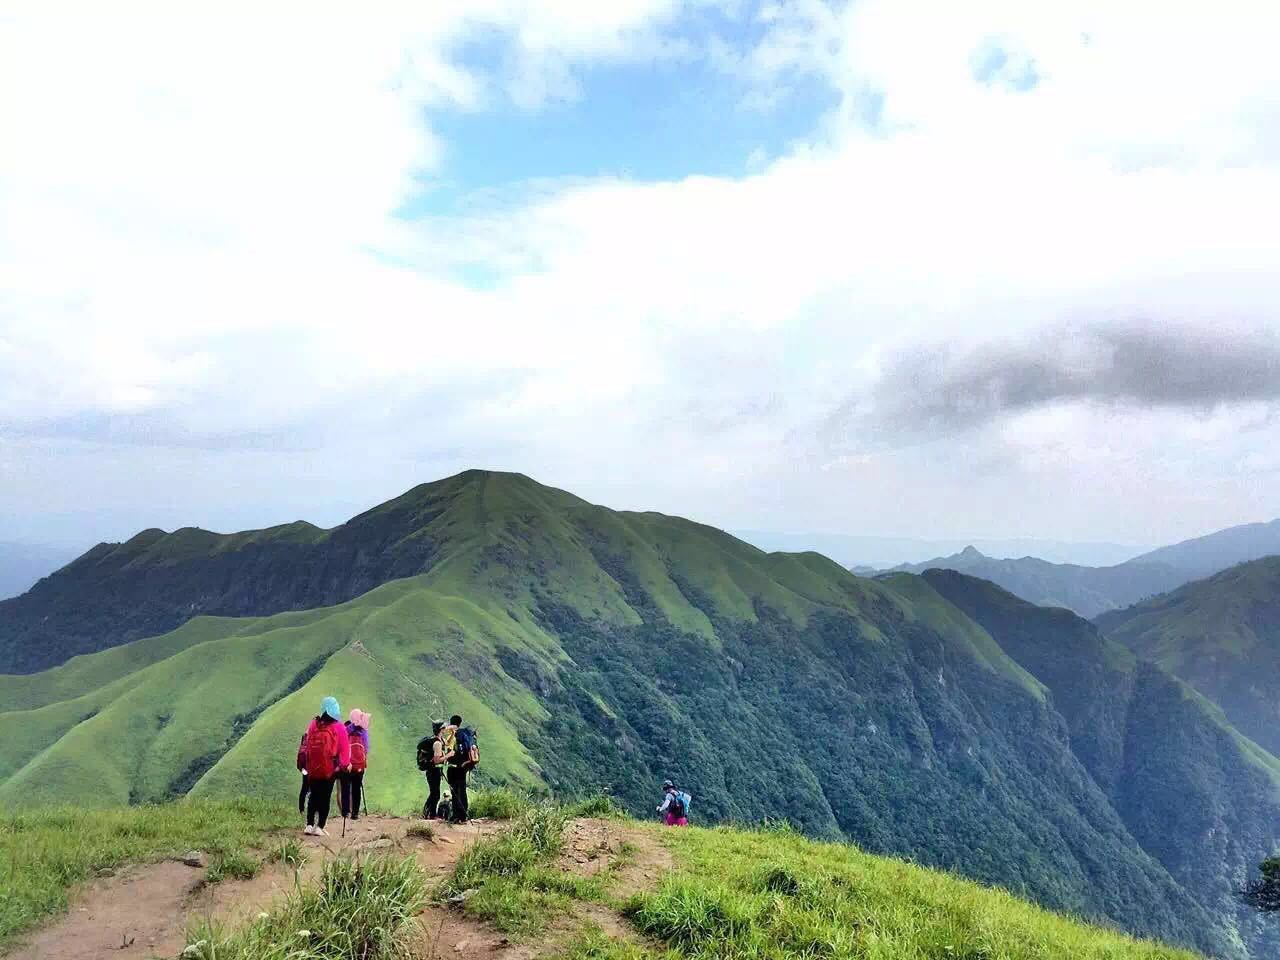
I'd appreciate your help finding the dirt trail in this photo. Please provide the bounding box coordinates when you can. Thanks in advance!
[4,815,493,960]
[4,817,673,960]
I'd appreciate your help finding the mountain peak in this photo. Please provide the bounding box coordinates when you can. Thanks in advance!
[958,545,985,559]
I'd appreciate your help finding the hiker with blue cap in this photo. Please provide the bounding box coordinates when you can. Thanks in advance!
[296,696,351,836]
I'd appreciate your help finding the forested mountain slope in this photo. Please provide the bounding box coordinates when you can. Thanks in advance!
[927,569,1280,960]
[2,471,1278,957]
[1098,557,1280,758]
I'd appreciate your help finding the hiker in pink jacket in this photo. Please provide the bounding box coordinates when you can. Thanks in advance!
[297,696,351,836]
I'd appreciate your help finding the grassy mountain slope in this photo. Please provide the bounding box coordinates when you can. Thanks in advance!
[1097,557,1280,759]
[926,569,1280,959]
[890,546,1188,618]
[2,471,1277,956]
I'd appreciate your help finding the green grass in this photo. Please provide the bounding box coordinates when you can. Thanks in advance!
[206,849,260,883]
[565,794,626,819]
[0,798,295,947]
[184,854,426,960]
[468,787,534,820]
[267,837,307,868]
[612,824,1200,960]
[441,803,575,935]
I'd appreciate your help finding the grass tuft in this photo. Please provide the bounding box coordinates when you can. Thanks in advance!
[467,788,534,820]
[267,838,306,868]
[439,802,574,935]
[185,854,426,960]
[205,849,260,884]
[406,823,435,841]
[564,794,625,819]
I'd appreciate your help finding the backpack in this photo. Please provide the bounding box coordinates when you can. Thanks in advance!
[416,736,438,771]
[303,719,339,780]
[350,735,368,773]
[454,727,479,769]
[669,791,691,819]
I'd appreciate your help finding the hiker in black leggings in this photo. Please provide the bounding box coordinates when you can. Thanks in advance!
[339,770,364,820]
[422,720,448,818]
[307,776,336,830]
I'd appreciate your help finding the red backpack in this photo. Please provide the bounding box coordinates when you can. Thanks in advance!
[303,719,339,779]
[350,737,368,773]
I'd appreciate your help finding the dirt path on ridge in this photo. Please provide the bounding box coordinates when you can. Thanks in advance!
[4,817,674,960]
[3,816,494,960]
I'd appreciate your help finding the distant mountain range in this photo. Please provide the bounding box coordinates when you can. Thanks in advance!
[0,542,76,601]
[1,471,1279,957]
[734,530,1148,568]
[880,519,1280,618]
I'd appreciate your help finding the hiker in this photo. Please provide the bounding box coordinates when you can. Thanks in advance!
[297,696,351,836]
[296,733,309,814]
[417,719,451,819]
[656,779,691,826]
[340,708,371,822]
[445,713,479,823]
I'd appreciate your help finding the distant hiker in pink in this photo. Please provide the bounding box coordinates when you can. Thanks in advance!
[340,708,371,821]
[297,696,351,836]
[657,779,691,826]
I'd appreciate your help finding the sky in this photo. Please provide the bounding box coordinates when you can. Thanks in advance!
[2,0,1280,554]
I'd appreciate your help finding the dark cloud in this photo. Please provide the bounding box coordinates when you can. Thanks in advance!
[832,321,1280,443]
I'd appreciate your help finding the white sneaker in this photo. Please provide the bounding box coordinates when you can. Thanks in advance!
[304,825,316,835]
[315,828,328,837]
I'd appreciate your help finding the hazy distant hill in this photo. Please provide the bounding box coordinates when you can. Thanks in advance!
[1098,556,1280,759]
[735,530,1146,568]
[1127,519,1280,578]
[884,518,1280,619]
[1,471,1278,956]
[0,542,75,601]
[887,546,1187,618]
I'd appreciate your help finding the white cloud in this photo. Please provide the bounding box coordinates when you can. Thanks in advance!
[2,0,1280,546]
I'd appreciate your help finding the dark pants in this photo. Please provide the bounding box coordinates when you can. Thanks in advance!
[306,776,335,828]
[340,771,365,819]
[424,766,443,818]
[298,774,309,813]
[446,765,469,822]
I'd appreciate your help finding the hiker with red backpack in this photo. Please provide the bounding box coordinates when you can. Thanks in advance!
[296,696,351,836]
[340,708,371,822]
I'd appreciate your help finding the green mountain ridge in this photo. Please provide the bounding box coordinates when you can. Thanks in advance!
[1097,556,1280,760]
[2,471,1279,957]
